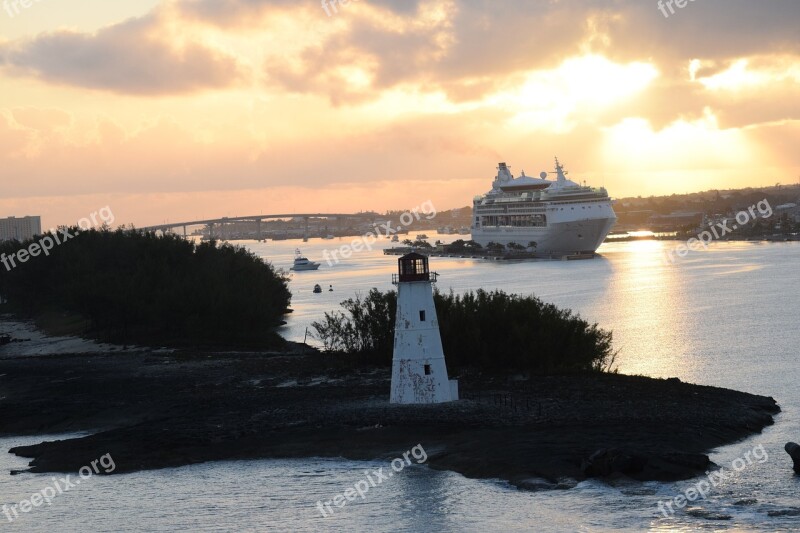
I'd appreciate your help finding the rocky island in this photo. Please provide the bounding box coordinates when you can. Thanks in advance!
[0,347,779,488]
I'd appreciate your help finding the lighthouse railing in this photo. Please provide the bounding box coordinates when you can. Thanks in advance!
[392,272,438,284]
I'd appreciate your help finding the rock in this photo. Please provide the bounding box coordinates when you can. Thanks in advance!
[516,477,560,491]
[581,448,710,481]
[686,507,732,521]
[0,334,11,345]
[767,508,800,517]
[785,442,800,474]
[581,448,646,477]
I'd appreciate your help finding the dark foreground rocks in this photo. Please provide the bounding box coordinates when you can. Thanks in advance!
[786,442,800,474]
[0,351,780,489]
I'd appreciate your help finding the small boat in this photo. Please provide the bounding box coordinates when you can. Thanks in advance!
[416,234,429,240]
[290,249,321,271]
[313,284,322,293]
[322,235,335,240]
[391,235,399,242]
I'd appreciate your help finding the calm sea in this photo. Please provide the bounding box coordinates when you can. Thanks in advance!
[2,238,799,532]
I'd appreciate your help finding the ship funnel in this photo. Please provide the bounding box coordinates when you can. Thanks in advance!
[496,162,513,183]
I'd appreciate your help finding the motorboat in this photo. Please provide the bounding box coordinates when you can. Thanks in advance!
[290,249,321,271]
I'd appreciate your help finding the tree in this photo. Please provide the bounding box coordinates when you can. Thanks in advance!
[0,228,291,348]
[446,239,466,252]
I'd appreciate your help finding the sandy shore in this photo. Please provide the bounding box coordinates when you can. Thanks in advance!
[0,341,780,489]
[0,314,151,357]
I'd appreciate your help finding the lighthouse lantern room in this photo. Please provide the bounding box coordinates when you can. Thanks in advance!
[390,253,457,404]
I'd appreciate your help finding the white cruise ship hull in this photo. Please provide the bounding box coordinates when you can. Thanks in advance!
[472,213,616,254]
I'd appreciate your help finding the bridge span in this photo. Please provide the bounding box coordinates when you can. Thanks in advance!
[139,213,379,240]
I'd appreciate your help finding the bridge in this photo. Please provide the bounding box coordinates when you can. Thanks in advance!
[139,213,379,240]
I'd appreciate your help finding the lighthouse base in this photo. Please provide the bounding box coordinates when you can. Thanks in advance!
[390,358,454,404]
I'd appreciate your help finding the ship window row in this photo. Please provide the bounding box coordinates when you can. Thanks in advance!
[507,206,546,212]
[477,210,546,216]
[551,199,608,206]
[556,205,608,211]
[481,214,547,227]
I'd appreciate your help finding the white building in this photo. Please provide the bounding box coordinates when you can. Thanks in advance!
[0,216,42,242]
[775,203,800,223]
[390,253,458,404]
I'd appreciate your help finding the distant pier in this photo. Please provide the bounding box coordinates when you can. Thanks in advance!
[383,247,597,261]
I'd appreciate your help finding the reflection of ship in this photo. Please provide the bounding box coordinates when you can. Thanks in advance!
[471,159,616,254]
[290,249,321,271]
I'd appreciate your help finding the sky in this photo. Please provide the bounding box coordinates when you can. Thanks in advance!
[1,0,799,228]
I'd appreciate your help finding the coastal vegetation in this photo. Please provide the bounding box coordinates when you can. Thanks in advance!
[444,239,483,252]
[0,229,291,347]
[312,289,617,374]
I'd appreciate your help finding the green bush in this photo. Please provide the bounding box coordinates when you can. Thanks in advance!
[312,288,616,374]
[0,229,291,348]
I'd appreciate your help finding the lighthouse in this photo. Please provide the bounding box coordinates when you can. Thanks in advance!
[390,253,457,404]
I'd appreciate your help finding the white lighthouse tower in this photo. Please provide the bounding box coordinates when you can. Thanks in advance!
[390,253,457,404]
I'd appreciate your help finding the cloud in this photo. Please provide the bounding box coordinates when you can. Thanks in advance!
[3,0,799,108]
[0,11,245,95]
[1,0,798,212]
[11,107,72,131]
[179,0,298,26]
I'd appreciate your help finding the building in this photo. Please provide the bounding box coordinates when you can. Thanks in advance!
[0,216,42,242]
[390,253,458,404]
[775,203,800,223]
[647,212,704,230]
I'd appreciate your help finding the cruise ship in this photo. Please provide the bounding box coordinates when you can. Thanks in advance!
[471,159,616,255]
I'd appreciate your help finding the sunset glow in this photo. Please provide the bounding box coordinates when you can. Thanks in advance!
[1,0,799,228]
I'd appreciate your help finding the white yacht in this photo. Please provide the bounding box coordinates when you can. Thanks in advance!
[290,249,321,271]
[471,159,616,255]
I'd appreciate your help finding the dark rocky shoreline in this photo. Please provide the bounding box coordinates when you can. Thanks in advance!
[0,350,780,489]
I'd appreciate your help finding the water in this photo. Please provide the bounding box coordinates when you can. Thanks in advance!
[2,238,799,531]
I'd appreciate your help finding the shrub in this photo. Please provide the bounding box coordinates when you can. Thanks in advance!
[312,288,616,374]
